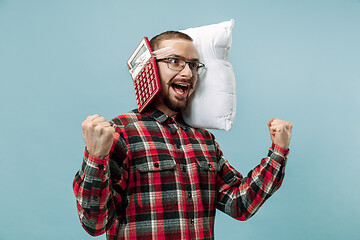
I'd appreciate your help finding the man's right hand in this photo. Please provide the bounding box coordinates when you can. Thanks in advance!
[82,114,115,159]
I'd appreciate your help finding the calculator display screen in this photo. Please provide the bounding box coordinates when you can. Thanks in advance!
[129,45,147,68]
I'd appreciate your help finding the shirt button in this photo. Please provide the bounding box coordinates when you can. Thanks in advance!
[98,164,104,170]
[208,164,212,169]
[188,192,192,198]
[190,219,194,225]
[154,162,159,168]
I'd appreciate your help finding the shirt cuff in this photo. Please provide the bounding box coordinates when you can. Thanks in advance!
[271,143,290,156]
[82,147,110,177]
[268,143,289,164]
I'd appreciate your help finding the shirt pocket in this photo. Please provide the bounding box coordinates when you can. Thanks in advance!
[194,155,218,208]
[133,154,178,211]
[195,155,218,172]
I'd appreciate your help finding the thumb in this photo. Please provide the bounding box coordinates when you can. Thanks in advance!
[268,118,275,131]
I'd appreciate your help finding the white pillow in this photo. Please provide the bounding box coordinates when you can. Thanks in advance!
[181,19,236,131]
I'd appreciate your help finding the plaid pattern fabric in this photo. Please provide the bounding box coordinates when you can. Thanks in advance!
[73,108,289,240]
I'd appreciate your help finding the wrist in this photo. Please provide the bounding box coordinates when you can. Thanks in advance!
[86,146,110,159]
[271,143,289,155]
[85,147,110,161]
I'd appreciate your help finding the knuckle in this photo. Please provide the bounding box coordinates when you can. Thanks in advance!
[105,126,115,135]
[90,122,97,129]
[94,124,103,132]
[82,120,91,130]
[88,114,97,120]
[96,117,106,123]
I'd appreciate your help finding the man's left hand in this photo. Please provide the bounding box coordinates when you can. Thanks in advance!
[268,118,293,150]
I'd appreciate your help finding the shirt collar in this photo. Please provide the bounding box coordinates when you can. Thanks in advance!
[144,108,188,130]
[145,108,169,123]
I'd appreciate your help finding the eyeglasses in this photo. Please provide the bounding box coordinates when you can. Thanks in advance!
[157,57,206,74]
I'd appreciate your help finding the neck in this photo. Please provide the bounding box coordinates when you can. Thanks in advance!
[152,98,179,117]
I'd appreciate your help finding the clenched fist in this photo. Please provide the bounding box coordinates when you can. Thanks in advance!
[82,114,115,159]
[268,118,293,150]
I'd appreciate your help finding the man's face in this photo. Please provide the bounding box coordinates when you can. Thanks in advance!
[154,39,199,116]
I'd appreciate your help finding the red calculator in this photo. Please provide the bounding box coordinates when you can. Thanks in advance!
[127,37,161,113]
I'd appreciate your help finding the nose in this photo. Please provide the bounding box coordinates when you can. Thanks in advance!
[179,62,193,78]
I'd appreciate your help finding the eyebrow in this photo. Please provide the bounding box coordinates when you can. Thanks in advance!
[167,54,200,62]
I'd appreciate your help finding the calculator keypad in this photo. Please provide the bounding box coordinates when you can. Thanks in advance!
[134,60,160,112]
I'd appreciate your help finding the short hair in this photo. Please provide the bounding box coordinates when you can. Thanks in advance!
[149,31,193,51]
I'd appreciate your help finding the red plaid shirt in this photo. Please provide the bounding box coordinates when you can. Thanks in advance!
[73,108,289,240]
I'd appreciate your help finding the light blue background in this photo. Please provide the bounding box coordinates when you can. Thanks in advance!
[1,0,359,239]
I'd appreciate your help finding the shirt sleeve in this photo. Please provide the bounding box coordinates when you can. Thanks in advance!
[215,142,289,221]
[73,124,129,236]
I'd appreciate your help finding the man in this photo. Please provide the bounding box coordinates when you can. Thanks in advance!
[73,31,293,240]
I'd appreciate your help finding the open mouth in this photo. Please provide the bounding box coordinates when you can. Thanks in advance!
[171,82,190,97]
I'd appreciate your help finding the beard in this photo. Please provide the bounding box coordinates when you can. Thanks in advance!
[163,95,189,113]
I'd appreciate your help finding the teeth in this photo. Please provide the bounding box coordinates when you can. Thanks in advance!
[175,83,189,87]
[172,83,189,95]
